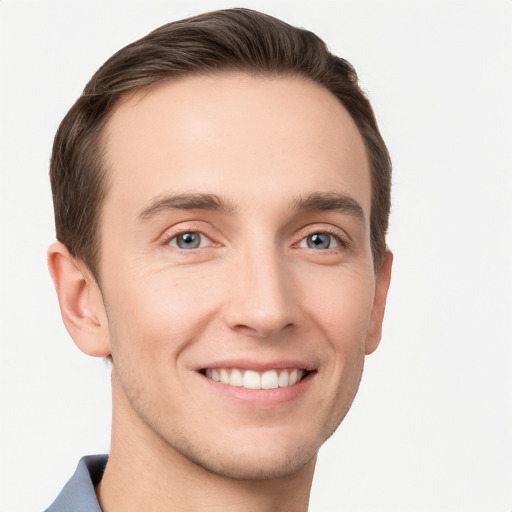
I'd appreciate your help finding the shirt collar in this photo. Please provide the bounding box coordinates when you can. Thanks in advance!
[45,455,107,512]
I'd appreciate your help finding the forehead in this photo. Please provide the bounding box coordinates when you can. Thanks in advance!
[102,72,371,218]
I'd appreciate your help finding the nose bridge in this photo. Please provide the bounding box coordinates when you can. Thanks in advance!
[225,236,295,337]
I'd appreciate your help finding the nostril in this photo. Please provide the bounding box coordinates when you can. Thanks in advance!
[232,321,294,339]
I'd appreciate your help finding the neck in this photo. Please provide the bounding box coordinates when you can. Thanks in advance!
[96,377,316,512]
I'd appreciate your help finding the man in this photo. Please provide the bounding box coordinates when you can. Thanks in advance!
[45,8,392,511]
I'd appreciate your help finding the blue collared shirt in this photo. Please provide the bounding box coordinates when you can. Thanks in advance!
[44,455,107,512]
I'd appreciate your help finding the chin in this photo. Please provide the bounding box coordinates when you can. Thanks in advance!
[164,425,327,481]
[182,442,318,481]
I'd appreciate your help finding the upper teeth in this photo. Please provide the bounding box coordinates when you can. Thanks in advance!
[204,368,305,389]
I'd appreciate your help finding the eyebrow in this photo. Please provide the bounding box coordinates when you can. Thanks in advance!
[137,191,366,226]
[137,193,236,223]
[292,192,366,226]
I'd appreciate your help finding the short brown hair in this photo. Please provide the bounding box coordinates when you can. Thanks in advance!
[50,8,391,280]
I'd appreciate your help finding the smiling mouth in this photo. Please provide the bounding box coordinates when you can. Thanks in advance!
[201,367,312,390]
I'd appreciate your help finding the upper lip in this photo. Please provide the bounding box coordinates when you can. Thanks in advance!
[195,358,317,372]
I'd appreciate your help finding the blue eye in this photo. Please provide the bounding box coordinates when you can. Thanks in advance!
[168,232,208,249]
[299,233,340,250]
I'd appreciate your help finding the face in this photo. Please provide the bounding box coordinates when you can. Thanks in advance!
[96,73,390,479]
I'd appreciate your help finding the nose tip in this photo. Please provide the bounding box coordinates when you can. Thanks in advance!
[231,308,294,339]
[223,253,297,339]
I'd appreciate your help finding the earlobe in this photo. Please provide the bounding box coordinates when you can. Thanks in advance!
[365,250,393,355]
[47,241,111,357]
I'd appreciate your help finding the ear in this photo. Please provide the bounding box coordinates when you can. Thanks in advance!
[365,250,393,355]
[47,241,111,357]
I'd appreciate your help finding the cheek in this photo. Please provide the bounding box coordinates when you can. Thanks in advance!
[298,266,375,402]
[299,265,375,342]
[301,271,373,437]
[104,266,224,361]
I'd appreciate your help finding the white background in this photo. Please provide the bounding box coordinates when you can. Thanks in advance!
[1,1,511,511]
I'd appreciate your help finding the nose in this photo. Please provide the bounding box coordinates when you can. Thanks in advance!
[222,244,297,339]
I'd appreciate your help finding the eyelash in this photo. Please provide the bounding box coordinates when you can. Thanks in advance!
[295,227,348,252]
[161,226,348,254]
[162,230,215,251]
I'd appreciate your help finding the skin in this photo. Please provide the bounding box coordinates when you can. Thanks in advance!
[48,72,392,511]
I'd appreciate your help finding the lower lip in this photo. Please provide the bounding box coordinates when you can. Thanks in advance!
[197,372,314,407]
